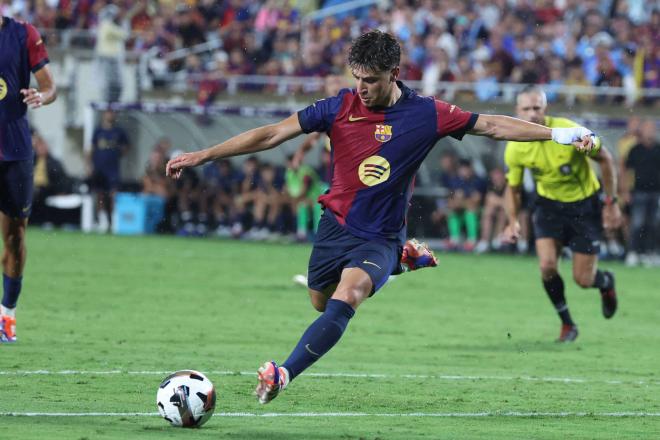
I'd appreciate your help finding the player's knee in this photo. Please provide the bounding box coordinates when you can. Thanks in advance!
[3,228,25,254]
[539,261,558,278]
[333,285,369,309]
[309,294,327,312]
[573,273,593,288]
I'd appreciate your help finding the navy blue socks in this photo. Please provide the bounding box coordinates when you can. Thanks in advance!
[282,299,355,380]
[2,274,23,309]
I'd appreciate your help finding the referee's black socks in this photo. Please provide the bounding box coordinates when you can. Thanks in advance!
[543,274,574,326]
[592,270,613,291]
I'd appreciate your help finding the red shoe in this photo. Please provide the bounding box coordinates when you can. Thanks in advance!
[255,361,289,404]
[556,324,578,343]
[401,239,438,271]
[0,314,16,343]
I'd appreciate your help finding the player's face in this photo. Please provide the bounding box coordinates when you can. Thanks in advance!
[515,93,546,125]
[351,67,397,108]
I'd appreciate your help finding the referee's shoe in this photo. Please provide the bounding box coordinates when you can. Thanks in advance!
[600,271,617,319]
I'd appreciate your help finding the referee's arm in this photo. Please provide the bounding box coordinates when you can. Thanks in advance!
[590,146,623,230]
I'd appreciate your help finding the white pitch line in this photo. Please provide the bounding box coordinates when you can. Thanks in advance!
[0,370,658,386]
[1,411,660,418]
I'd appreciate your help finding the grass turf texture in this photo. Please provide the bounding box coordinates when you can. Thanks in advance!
[0,229,658,439]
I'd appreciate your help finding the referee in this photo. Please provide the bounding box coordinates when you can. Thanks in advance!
[502,86,621,342]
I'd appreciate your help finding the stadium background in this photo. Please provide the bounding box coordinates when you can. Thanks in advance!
[4,0,658,261]
[2,1,660,438]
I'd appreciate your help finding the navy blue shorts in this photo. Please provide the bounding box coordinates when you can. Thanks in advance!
[0,160,34,218]
[533,194,603,255]
[307,211,401,295]
[90,169,119,192]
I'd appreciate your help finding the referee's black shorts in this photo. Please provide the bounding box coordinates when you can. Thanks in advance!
[532,193,603,255]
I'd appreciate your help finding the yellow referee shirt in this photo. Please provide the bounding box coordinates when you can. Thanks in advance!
[505,116,601,202]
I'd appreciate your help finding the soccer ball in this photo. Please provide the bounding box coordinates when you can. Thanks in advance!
[156,370,216,428]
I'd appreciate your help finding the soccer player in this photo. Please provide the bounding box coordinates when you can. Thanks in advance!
[166,31,597,403]
[88,109,130,232]
[0,16,57,343]
[502,86,622,343]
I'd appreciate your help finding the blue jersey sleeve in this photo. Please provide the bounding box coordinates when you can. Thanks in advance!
[297,89,350,134]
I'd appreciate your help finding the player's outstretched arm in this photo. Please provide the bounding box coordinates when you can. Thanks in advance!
[469,114,596,152]
[166,113,303,179]
[21,65,57,109]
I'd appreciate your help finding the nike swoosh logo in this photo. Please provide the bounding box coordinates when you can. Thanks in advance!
[305,344,321,357]
[362,260,381,269]
[348,115,367,122]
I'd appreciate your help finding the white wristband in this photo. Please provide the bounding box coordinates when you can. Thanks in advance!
[551,127,594,145]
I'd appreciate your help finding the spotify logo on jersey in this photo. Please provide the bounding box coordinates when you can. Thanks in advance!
[0,78,7,101]
[358,155,391,186]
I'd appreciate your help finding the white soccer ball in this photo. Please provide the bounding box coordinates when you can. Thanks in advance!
[156,370,216,428]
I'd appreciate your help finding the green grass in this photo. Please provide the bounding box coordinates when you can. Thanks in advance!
[1,229,659,439]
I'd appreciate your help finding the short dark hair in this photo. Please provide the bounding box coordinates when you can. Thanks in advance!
[348,30,400,73]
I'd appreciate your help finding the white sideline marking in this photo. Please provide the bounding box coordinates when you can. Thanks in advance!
[0,370,658,386]
[1,411,660,418]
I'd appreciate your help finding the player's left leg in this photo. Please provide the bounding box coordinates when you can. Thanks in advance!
[256,268,371,404]
[572,252,617,319]
[0,214,28,343]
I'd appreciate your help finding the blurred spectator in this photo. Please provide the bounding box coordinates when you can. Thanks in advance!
[475,167,507,253]
[430,150,458,241]
[431,153,487,250]
[201,159,240,237]
[31,131,72,226]
[245,163,287,240]
[142,140,170,198]
[173,160,203,237]
[624,120,660,266]
[285,155,324,241]
[87,110,130,232]
[446,158,487,251]
[231,156,262,237]
[95,4,139,102]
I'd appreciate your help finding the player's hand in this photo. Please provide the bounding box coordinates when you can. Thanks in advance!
[501,221,521,244]
[20,88,44,109]
[551,127,596,153]
[602,203,622,232]
[165,151,203,179]
[572,134,595,153]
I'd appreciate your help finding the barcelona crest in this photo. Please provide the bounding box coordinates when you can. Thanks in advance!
[374,124,392,142]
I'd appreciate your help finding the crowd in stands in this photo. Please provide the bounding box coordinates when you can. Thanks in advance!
[3,0,658,104]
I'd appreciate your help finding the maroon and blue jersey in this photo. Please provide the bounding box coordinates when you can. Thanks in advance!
[297,81,477,244]
[0,17,49,161]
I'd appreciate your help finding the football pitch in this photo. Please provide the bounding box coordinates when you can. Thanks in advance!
[1,229,659,439]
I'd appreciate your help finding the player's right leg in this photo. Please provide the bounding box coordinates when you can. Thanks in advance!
[256,213,398,403]
[255,269,369,404]
[1,214,28,343]
[0,161,32,343]
[537,238,578,342]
